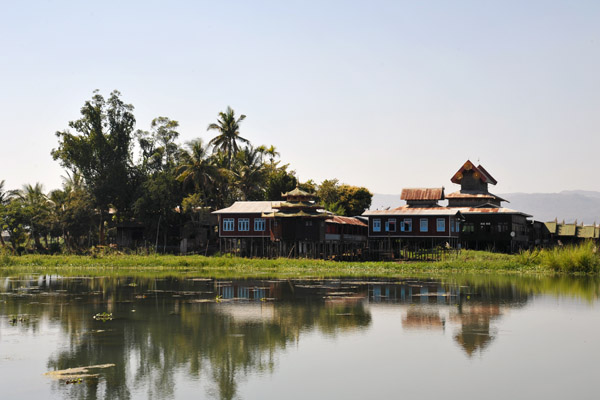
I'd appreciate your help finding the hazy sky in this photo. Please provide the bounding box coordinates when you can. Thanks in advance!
[1,0,599,195]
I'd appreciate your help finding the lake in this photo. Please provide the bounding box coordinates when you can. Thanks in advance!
[1,274,599,399]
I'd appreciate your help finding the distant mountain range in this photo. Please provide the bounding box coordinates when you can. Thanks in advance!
[370,191,600,224]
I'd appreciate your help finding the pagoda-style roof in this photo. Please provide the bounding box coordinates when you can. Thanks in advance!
[274,201,319,209]
[451,160,498,185]
[264,209,330,219]
[281,187,315,199]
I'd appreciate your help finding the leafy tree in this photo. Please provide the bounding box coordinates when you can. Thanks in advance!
[298,180,317,194]
[134,117,185,251]
[0,180,7,247]
[337,184,372,216]
[49,174,96,252]
[316,180,372,216]
[317,179,340,206]
[51,90,136,244]
[1,197,29,254]
[207,106,248,169]
[136,117,180,174]
[264,166,297,201]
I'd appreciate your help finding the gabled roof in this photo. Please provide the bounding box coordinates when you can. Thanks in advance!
[451,160,498,185]
[212,201,277,214]
[401,188,444,201]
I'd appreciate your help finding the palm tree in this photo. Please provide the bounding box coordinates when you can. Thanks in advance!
[232,146,267,201]
[264,145,280,165]
[15,183,52,250]
[177,139,219,205]
[207,106,249,169]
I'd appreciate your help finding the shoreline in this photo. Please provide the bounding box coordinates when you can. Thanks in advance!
[1,249,597,278]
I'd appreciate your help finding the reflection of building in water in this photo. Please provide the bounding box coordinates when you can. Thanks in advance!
[452,304,501,357]
[369,281,460,305]
[402,309,445,331]
[216,280,281,301]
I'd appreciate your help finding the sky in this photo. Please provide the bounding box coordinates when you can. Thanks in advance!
[1,0,599,196]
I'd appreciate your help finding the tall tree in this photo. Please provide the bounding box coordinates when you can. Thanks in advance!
[176,139,219,206]
[51,90,136,244]
[231,146,267,201]
[207,106,248,169]
[136,117,180,174]
[264,165,297,201]
[15,183,52,250]
[0,180,7,246]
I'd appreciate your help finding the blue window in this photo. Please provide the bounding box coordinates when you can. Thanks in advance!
[223,218,234,231]
[437,218,446,232]
[254,218,265,231]
[238,218,250,231]
[373,219,381,232]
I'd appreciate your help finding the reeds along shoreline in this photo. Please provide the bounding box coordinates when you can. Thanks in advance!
[0,242,599,276]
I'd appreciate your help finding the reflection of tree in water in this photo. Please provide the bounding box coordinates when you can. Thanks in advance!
[453,304,499,356]
[451,280,530,357]
[20,278,372,400]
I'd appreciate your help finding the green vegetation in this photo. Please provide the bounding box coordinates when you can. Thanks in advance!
[1,90,372,254]
[0,245,598,278]
[516,241,600,273]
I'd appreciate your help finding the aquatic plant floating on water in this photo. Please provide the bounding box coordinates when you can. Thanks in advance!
[93,312,113,322]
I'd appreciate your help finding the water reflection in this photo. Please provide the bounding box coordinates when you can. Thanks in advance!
[0,274,598,399]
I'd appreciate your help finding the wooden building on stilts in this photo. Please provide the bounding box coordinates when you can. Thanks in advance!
[212,187,367,259]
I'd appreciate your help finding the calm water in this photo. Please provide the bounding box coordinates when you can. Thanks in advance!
[1,274,599,399]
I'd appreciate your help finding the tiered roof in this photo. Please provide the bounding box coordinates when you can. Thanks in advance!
[269,187,330,219]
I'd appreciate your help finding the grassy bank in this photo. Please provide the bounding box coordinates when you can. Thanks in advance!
[1,243,598,278]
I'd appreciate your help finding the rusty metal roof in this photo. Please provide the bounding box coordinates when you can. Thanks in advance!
[363,207,462,216]
[326,216,367,226]
[212,201,278,214]
[451,207,532,217]
[445,191,508,203]
[401,188,444,201]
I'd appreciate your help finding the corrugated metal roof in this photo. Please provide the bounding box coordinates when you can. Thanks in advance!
[212,201,277,214]
[363,207,462,216]
[451,207,532,217]
[326,216,367,226]
[445,191,508,203]
[401,188,444,201]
